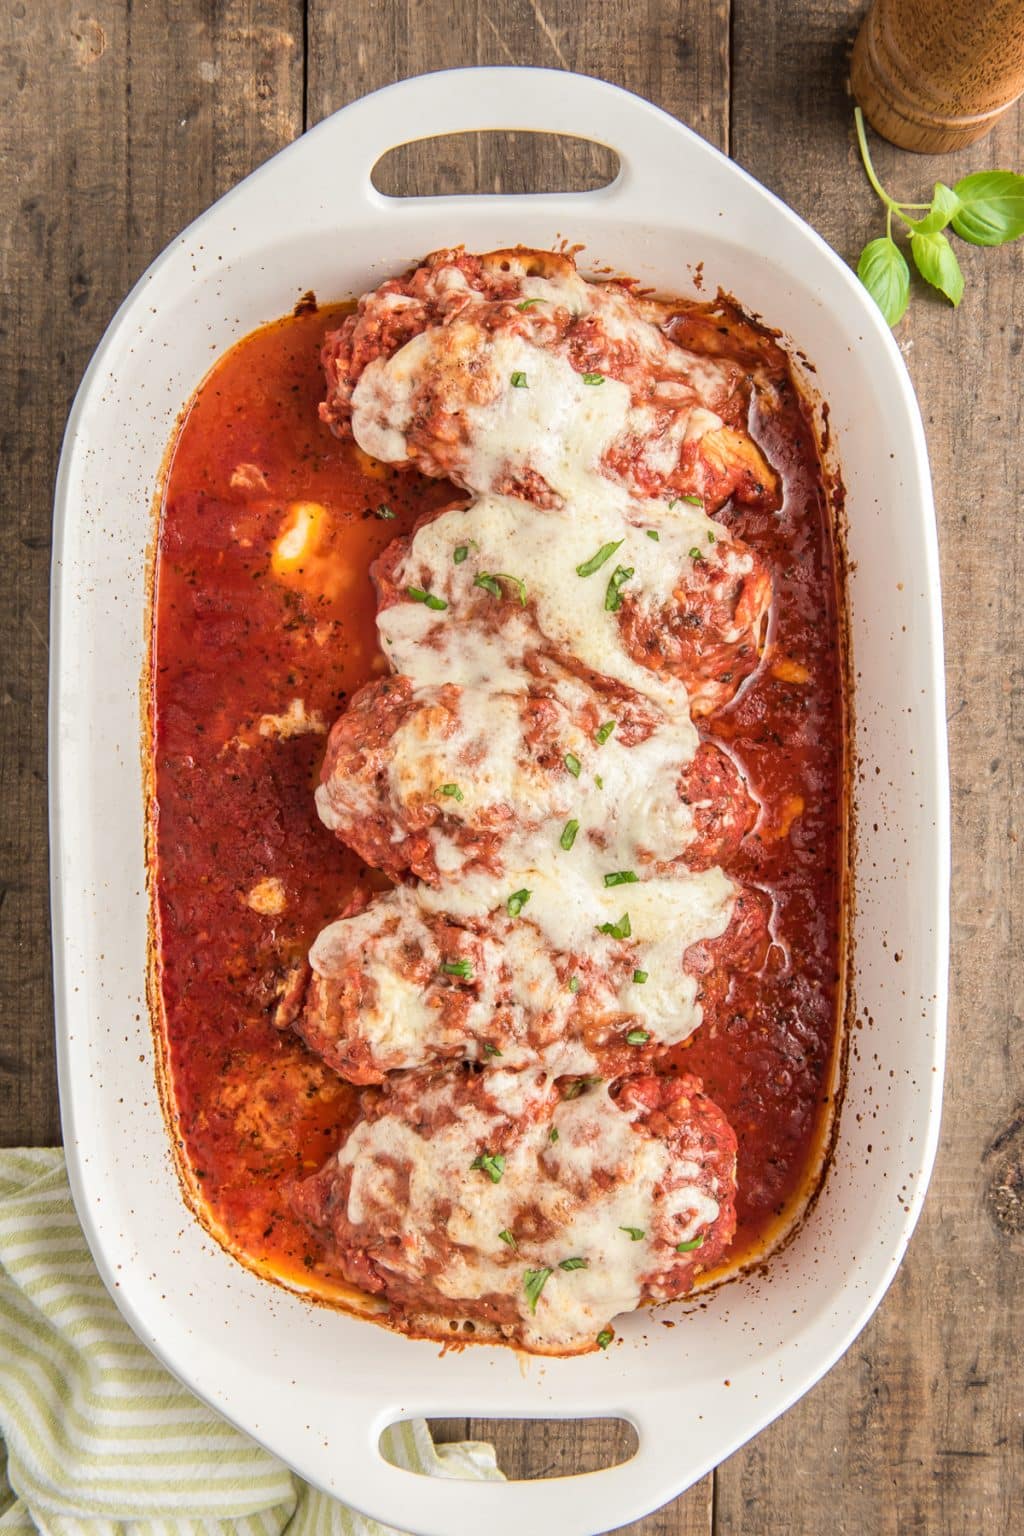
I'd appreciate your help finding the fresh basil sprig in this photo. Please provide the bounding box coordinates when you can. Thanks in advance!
[853,107,1024,325]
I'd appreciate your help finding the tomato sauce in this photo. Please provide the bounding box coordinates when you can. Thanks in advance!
[151,297,845,1295]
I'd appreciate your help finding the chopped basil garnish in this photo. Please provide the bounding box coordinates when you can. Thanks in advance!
[561,1076,603,1100]
[560,819,580,851]
[407,586,448,610]
[668,498,680,509]
[604,871,638,888]
[598,912,632,939]
[689,547,704,562]
[559,1256,589,1271]
[506,888,532,918]
[568,976,580,994]
[375,504,395,519]
[441,959,473,979]
[437,782,464,801]
[576,539,623,579]
[549,1126,559,1142]
[620,1226,645,1241]
[595,719,616,745]
[524,1267,552,1313]
[510,371,528,388]
[707,531,716,543]
[682,493,703,506]
[581,372,604,385]
[516,298,545,311]
[564,752,582,777]
[604,565,634,612]
[597,1328,614,1349]
[471,1152,506,1183]
[646,529,660,541]
[626,1028,650,1045]
[474,571,527,606]
[453,544,469,564]
[594,773,604,789]
[676,1235,705,1253]
[632,970,648,985]
[498,1228,517,1248]
[482,1042,503,1057]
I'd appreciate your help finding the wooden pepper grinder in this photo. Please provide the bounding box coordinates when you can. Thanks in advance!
[851,0,1024,152]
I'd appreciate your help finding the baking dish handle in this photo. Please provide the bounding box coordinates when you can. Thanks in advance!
[306,65,706,216]
[344,1401,703,1536]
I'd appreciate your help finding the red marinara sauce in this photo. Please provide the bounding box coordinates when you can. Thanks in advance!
[151,298,845,1295]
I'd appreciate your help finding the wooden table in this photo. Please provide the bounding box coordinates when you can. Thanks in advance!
[2,3,1020,1531]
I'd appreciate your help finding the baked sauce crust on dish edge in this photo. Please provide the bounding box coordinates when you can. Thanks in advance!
[148,246,848,1356]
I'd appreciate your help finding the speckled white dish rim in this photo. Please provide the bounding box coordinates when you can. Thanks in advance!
[50,67,948,1536]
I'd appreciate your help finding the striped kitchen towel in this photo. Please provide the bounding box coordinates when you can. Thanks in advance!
[0,1149,502,1536]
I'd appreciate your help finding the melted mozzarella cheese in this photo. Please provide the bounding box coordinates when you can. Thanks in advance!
[379,490,732,722]
[336,1071,721,1349]
[310,263,760,1346]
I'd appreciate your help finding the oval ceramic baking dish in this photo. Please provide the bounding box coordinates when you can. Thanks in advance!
[51,68,948,1536]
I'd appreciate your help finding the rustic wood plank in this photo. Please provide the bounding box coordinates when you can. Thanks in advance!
[724,3,1023,1532]
[0,0,303,1149]
[306,4,727,1524]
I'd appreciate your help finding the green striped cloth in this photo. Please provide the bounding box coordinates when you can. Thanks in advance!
[0,1150,502,1535]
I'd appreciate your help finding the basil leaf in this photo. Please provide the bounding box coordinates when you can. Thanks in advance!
[632,970,648,985]
[907,182,959,236]
[951,170,1024,246]
[474,571,527,605]
[549,1126,559,1141]
[603,871,638,887]
[681,493,703,506]
[567,976,580,994]
[524,1267,552,1313]
[516,298,545,310]
[559,1256,589,1271]
[581,372,604,385]
[619,1226,644,1241]
[510,371,528,388]
[626,1028,649,1044]
[375,504,395,519]
[561,1076,602,1100]
[856,237,910,326]
[453,544,469,564]
[676,1234,705,1253]
[482,1042,502,1057]
[440,959,473,978]
[436,783,464,801]
[407,586,448,611]
[506,888,531,918]
[560,819,580,851]
[598,912,631,939]
[596,1328,614,1349]
[604,564,635,612]
[470,1152,505,1183]
[576,539,623,578]
[498,1228,517,1248]
[910,230,964,307]
[564,752,582,777]
[595,719,616,745]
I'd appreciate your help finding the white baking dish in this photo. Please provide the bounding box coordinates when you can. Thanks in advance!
[51,68,948,1536]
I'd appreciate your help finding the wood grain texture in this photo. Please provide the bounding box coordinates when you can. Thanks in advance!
[1,2,1020,1531]
[724,3,1023,1531]
[851,0,1024,151]
[0,1,303,1148]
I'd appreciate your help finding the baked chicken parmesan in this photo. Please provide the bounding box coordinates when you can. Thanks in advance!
[151,248,846,1355]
